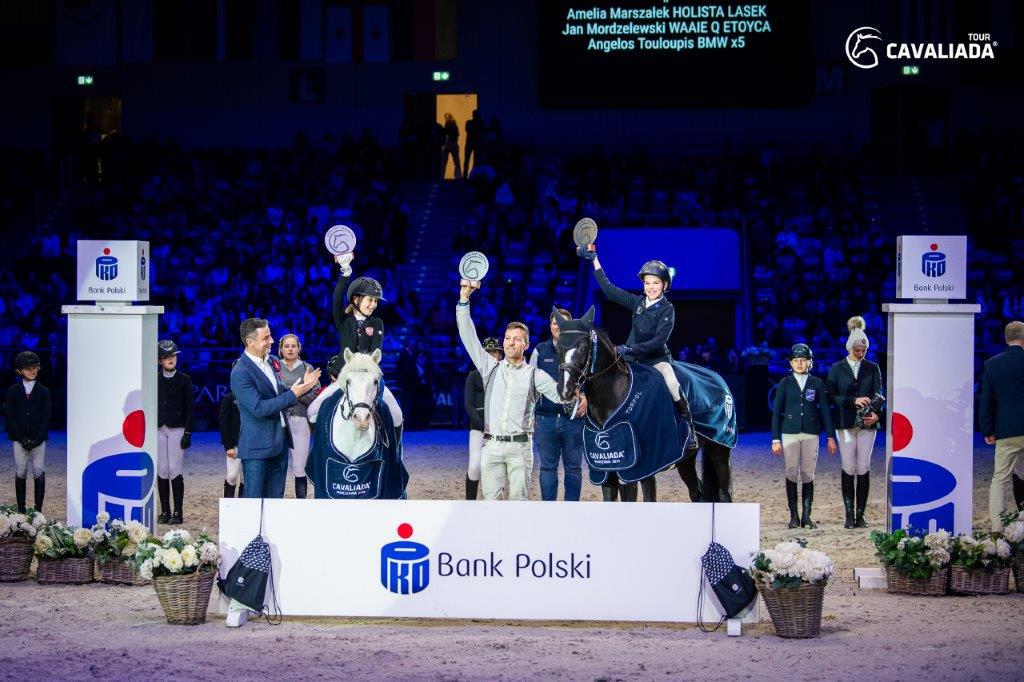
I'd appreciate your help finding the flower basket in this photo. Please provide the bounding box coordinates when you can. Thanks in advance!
[949,564,1011,595]
[1013,553,1024,594]
[760,583,825,638]
[0,536,34,582]
[95,558,149,586]
[883,565,949,596]
[36,556,94,585]
[152,570,216,625]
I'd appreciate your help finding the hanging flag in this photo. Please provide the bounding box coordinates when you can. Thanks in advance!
[363,5,390,63]
[325,5,352,63]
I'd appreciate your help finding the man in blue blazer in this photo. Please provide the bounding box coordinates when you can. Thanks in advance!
[230,318,321,499]
[981,321,1024,531]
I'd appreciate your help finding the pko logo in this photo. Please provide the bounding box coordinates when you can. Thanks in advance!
[96,248,118,280]
[921,243,946,277]
[845,26,883,69]
[381,523,429,595]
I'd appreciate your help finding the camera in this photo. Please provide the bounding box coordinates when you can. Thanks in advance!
[854,392,885,429]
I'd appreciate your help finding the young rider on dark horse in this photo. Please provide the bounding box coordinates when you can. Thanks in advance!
[578,243,697,449]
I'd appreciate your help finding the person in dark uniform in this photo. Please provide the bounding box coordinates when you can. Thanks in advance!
[826,317,883,528]
[530,308,585,501]
[330,252,403,427]
[981,320,1024,531]
[156,340,193,525]
[578,243,696,449]
[771,343,837,529]
[464,338,502,500]
[5,351,51,513]
[218,391,243,498]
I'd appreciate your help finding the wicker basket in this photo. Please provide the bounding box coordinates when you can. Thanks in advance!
[884,565,949,596]
[949,564,1011,595]
[760,583,826,638]
[0,537,34,582]
[36,556,94,584]
[95,558,149,586]
[152,570,216,625]
[1014,554,1024,594]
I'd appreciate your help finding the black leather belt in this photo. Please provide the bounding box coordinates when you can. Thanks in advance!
[484,433,529,443]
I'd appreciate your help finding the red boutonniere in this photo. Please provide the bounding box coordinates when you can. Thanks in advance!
[364,326,375,336]
[270,359,281,372]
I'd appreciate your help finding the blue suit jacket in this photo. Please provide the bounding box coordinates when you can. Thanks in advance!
[229,353,298,460]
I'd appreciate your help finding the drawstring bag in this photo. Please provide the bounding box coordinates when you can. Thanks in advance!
[697,504,758,632]
[218,499,283,624]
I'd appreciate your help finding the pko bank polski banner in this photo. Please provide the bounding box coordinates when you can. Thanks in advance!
[219,499,760,622]
[884,303,979,535]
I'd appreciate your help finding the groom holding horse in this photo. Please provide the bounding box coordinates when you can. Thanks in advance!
[456,281,586,500]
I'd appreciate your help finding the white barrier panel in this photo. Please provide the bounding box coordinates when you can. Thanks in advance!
[219,499,760,622]
[883,303,979,534]
[62,304,162,531]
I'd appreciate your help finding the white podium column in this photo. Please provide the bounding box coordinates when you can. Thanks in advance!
[61,304,164,531]
[883,303,980,534]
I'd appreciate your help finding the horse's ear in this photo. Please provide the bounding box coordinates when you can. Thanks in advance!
[370,348,382,365]
[343,348,353,364]
[581,305,596,327]
[551,306,569,324]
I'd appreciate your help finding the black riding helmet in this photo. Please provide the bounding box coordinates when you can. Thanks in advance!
[14,351,40,369]
[158,339,180,359]
[347,277,386,304]
[788,343,813,361]
[327,354,343,379]
[637,260,672,291]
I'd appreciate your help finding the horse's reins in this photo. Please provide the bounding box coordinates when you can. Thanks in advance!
[339,375,389,447]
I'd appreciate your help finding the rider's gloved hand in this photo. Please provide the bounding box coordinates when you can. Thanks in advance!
[576,244,597,261]
[335,253,354,276]
[615,345,631,358]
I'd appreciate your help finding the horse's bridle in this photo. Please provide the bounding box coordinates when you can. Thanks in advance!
[557,329,624,415]
[339,375,380,422]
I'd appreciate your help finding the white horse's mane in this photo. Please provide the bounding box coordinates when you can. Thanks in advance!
[337,351,383,386]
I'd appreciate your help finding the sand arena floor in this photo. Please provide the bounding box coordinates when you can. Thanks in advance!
[1,430,1022,681]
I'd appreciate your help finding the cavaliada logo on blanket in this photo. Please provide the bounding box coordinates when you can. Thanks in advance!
[380,523,592,596]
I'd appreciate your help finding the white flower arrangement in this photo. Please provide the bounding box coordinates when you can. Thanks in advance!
[0,505,45,540]
[751,539,834,588]
[33,522,91,559]
[133,529,218,581]
[1003,520,1024,545]
[90,515,152,564]
[952,531,1014,571]
[873,528,953,579]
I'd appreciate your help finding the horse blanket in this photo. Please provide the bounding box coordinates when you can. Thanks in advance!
[583,363,688,484]
[673,361,738,448]
[306,383,408,499]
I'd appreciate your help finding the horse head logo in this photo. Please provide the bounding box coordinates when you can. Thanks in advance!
[343,465,360,483]
[595,431,610,450]
[845,26,883,69]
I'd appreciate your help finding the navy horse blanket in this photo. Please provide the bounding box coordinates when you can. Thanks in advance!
[583,363,689,485]
[306,384,408,499]
[673,361,738,448]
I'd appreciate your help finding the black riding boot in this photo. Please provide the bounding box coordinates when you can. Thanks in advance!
[295,476,308,499]
[14,476,27,513]
[157,477,171,524]
[33,472,45,513]
[674,396,698,450]
[841,472,856,528]
[224,480,236,498]
[855,473,870,528]
[465,476,479,501]
[801,481,817,529]
[640,476,657,502]
[170,475,184,525]
[1012,473,1024,511]
[619,482,639,502]
[786,479,799,529]
[677,448,703,502]
[238,482,244,498]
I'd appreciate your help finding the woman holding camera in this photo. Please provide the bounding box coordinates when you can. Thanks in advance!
[826,316,884,529]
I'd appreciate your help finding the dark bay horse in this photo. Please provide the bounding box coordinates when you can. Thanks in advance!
[553,307,733,502]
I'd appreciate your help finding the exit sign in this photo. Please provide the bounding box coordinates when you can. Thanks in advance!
[432,71,450,81]
[77,74,94,86]
[901,65,920,76]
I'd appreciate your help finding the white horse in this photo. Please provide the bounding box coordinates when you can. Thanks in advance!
[309,348,402,460]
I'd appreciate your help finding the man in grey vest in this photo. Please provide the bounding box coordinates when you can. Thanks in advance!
[981,320,1024,530]
[456,281,585,500]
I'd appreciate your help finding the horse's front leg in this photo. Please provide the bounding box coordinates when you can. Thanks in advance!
[640,476,656,502]
[619,481,638,502]
[602,472,620,501]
